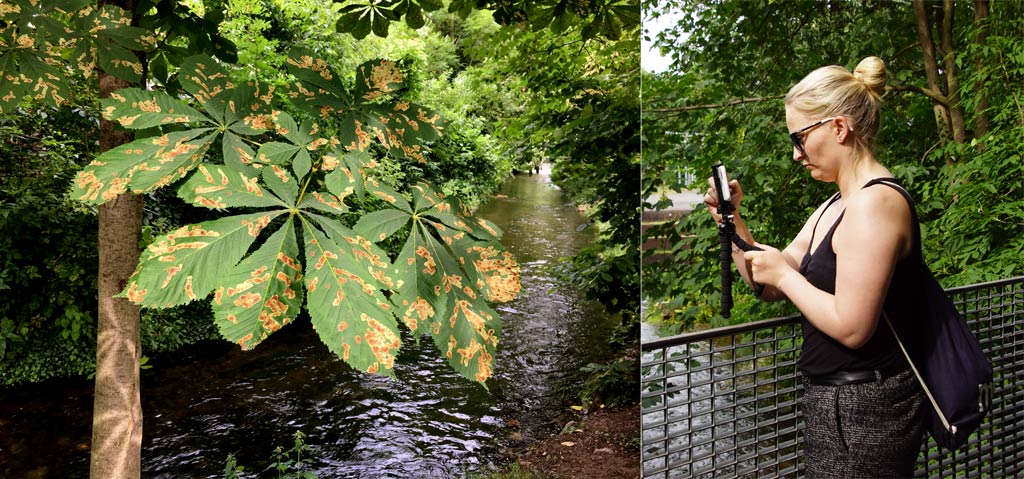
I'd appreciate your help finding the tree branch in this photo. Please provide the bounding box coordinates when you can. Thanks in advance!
[941,0,968,144]
[912,0,953,143]
[885,84,949,106]
[645,94,786,113]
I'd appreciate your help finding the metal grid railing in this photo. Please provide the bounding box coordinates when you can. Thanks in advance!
[641,276,1024,478]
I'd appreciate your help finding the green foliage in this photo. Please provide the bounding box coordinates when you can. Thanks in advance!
[0,1,159,113]
[921,15,1024,286]
[61,43,520,384]
[643,1,1024,331]
[140,301,220,353]
[335,0,638,41]
[0,112,99,372]
[579,355,639,409]
[224,431,319,479]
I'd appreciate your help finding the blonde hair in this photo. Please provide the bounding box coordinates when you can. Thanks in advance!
[785,57,887,157]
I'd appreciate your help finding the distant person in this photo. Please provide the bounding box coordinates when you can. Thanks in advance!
[704,57,926,477]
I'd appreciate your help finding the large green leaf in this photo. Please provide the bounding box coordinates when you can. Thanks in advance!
[214,218,304,350]
[73,128,216,204]
[68,4,158,82]
[178,164,289,210]
[415,221,502,385]
[301,216,401,376]
[284,51,445,162]
[392,217,447,338]
[121,211,287,308]
[353,209,411,243]
[100,88,210,130]
[375,181,520,385]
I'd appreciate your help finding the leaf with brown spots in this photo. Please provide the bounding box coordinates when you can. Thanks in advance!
[418,222,502,386]
[72,128,216,205]
[252,112,326,179]
[283,50,445,163]
[324,149,374,201]
[301,215,401,377]
[119,211,287,308]
[177,54,237,123]
[99,88,210,130]
[214,219,304,351]
[354,59,404,101]
[393,220,448,338]
[379,182,519,385]
[67,5,156,83]
[261,164,299,206]
[178,164,289,210]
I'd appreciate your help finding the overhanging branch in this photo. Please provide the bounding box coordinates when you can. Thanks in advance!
[645,94,786,113]
[885,84,949,106]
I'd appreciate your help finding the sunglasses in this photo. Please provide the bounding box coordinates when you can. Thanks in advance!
[789,117,836,155]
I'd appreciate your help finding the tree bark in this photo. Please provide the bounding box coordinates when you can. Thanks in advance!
[912,0,953,144]
[91,0,144,476]
[91,71,144,479]
[972,0,991,139]
[941,0,969,144]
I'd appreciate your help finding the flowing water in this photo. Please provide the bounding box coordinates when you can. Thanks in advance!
[0,168,619,478]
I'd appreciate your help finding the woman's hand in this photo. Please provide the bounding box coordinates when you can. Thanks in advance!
[703,177,743,224]
[743,243,797,289]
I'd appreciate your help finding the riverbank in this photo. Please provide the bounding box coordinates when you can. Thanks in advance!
[504,404,640,479]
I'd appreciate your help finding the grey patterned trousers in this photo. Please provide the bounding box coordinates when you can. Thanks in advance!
[802,368,927,478]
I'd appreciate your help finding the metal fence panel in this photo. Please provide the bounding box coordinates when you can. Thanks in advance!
[641,277,1024,478]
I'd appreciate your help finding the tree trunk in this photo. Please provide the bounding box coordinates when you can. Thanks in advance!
[941,0,969,144]
[90,50,144,479]
[912,0,953,145]
[972,0,991,139]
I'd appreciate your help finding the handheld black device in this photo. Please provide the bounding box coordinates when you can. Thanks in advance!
[712,163,763,318]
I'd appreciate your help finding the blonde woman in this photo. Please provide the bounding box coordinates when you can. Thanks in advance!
[705,57,926,477]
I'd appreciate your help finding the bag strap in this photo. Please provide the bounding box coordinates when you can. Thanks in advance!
[869,179,956,432]
[882,312,955,435]
[860,178,925,265]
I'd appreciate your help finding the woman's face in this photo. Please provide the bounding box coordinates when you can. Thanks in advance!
[786,106,840,182]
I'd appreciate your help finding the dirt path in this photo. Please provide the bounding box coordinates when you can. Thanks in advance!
[512,404,640,479]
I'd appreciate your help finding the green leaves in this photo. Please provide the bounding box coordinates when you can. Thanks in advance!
[69,49,518,385]
[285,50,445,164]
[336,0,443,39]
[362,183,520,384]
[333,0,639,41]
[122,211,285,308]
[214,219,304,351]
[301,215,401,376]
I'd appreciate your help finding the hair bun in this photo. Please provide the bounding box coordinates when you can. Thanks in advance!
[854,56,887,95]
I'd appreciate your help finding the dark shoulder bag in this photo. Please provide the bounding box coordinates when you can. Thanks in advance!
[870,178,994,451]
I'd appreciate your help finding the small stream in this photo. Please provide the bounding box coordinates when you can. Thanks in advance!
[0,167,618,478]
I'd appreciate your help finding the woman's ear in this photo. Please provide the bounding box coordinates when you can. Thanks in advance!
[834,116,854,143]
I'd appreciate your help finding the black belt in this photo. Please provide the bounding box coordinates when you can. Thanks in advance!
[807,369,890,386]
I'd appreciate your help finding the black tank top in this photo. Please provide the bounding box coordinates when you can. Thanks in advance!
[797,178,921,376]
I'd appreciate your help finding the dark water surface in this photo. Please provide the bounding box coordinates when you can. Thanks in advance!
[0,169,618,478]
